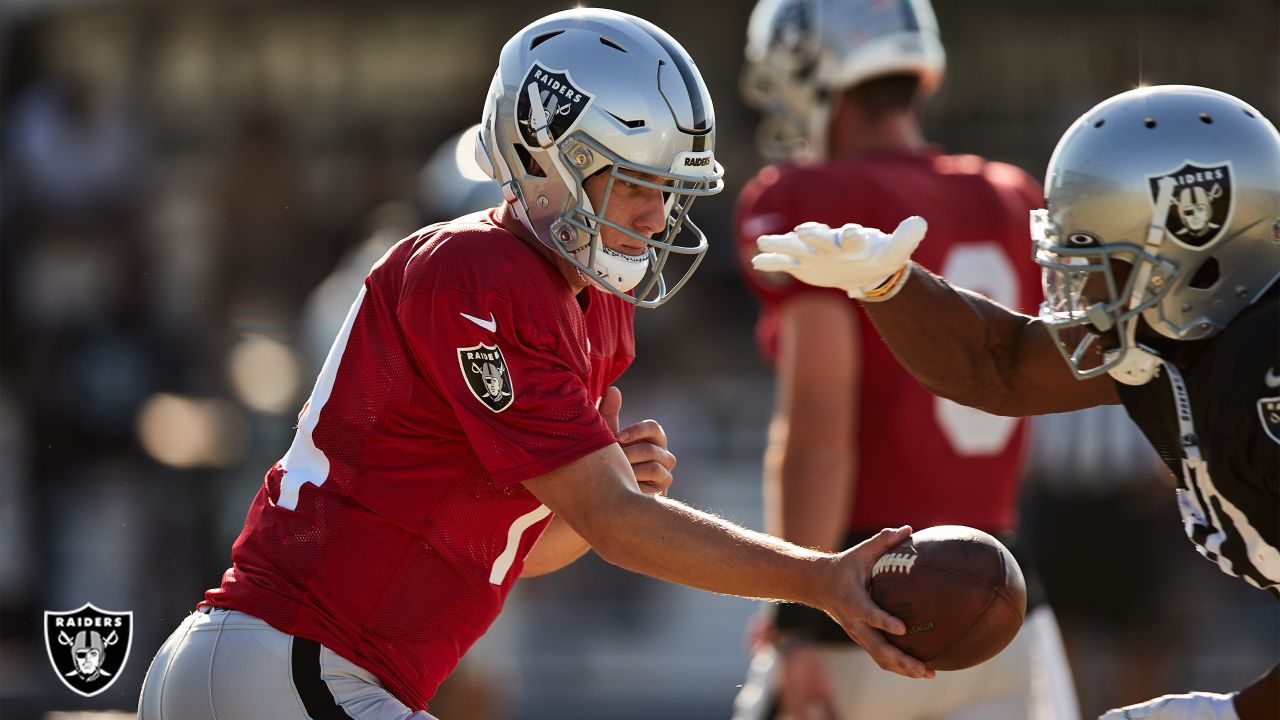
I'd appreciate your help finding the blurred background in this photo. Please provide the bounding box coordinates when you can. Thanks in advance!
[1,0,1276,718]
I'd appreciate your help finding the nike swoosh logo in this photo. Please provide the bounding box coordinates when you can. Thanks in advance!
[1266,367,1280,389]
[460,311,497,333]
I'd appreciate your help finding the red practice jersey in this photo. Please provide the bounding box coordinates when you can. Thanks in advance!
[204,208,635,711]
[736,150,1042,533]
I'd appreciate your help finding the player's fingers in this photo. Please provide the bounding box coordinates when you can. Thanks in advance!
[847,622,933,679]
[624,442,677,475]
[751,252,802,274]
[855,526,913,566]
[600,385,622,436]
[755,233,817,259]
[635,464,673,495]
[891,215,929,250]
[618,418,668,451]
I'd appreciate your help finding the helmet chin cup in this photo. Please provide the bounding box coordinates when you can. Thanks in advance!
[1105,345,1162,386]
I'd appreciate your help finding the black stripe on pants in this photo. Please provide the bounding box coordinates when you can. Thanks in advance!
[291,637,357,720]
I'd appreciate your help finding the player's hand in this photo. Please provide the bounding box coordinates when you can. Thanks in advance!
[752,216,927,300]
[599,386,676,496]
[824,526,935,679]
[1098,691,1241,720]
[777,643,839,720]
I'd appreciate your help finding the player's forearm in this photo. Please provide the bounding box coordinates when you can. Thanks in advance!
[519,514,590,578]
[769,440,851,551]
[862,264,1114,415]
[590,490,835,610]
[859,264,1027,413]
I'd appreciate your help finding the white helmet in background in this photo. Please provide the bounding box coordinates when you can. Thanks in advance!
[742,0,945,162]
[476,8,725,308]
[1033,85,1280,385]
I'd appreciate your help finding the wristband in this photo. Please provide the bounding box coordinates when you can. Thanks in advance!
[856,264,910,302]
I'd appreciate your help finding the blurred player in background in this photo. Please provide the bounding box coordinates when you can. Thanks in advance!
[731,1,1076,718]
[752,84,1279,720]
[137,8,932,720]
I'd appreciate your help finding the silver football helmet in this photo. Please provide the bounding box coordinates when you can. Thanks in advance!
[742,0,945,162]
[1033,85,1280,385]
[475,9,724,308]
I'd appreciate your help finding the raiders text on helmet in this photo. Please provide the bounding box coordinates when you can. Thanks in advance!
[1033,85,1280,385]
[741,0,945,162]
[475,9,724,308]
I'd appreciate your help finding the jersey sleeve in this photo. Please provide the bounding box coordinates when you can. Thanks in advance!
[399,283,615,488]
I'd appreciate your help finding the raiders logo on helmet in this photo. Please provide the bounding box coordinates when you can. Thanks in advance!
[1148,160,1235,249]
[1258,396,1280,445]
[516,62,594,150]
[44,603,133,697]
[458,343,515,412]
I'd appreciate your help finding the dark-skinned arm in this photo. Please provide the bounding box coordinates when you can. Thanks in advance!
[860,263,1120,416]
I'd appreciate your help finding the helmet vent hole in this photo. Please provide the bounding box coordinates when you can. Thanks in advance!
[1199,113,1213,124]
[599,36,628,52]
[1188,257,1220,290]
[1144,117,1157,129]
[529,30,564,49]
[1243,108,1256,118]
[1093,118,1105,128]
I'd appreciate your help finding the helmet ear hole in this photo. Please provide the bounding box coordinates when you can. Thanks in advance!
[1188,256,1221,289]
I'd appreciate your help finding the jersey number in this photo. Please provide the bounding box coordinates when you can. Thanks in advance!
[277,286,366,510]
[934,244,1021,456]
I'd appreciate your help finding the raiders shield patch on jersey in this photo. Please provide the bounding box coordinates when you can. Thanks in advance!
[458,344,514,412]
[44,603,133,697]
[516,62,594,149]
[1257,396,1280,445]
[1148,161,1234,248]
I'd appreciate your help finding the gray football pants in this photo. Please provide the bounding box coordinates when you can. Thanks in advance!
[137,608,439,720]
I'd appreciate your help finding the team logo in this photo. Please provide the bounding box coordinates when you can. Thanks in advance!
[516,62,594,149]
[458,344,514,412]
[44,603,133,697]
[1257,396,1280,445]
[1148,160,1234,248]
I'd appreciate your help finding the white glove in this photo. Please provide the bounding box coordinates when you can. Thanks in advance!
[1099,691,1240,720]
[752,216,928,300]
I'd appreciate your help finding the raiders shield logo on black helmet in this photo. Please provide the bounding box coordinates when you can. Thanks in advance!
[458,343,515,412]
[516,62,594,149]
[44,603,133,697]
[1148,160,1234,248]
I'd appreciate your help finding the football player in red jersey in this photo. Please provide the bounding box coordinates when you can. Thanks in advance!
[137,9,932,720]
[731,2,1078,719]
[752,85,1279,720]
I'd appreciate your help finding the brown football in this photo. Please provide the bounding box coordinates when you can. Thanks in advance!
[866,525,1027,671]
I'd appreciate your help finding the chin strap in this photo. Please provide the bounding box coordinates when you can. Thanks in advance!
[1107,176,1177,387]
[1104,315,1162,386]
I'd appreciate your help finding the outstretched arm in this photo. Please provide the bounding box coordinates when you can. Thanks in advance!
[753,217,1119,416]
[862,263,1119,416]
[521,444,934,679]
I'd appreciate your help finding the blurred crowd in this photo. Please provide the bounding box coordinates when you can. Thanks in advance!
[1,1,1276,719]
